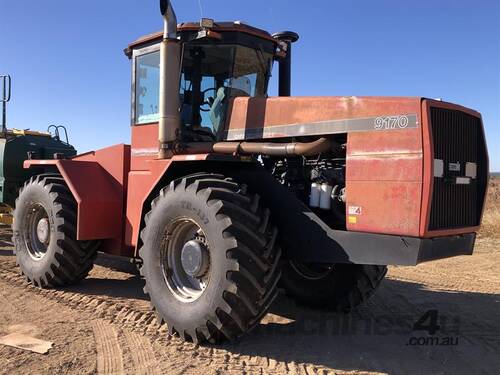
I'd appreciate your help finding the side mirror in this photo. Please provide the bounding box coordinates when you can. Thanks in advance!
[160,0,170,16]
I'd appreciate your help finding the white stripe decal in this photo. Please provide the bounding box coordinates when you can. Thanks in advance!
[224,114,419,141]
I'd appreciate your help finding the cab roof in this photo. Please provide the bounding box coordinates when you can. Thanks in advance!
[126,21,276,56]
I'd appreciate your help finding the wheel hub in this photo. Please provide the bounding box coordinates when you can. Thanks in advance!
[180,240,209,278]
[36,218,50,244]
[161,219,211,303]
[25,203,50,261]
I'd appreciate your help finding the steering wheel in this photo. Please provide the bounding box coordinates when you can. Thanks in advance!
[200,87,217,112]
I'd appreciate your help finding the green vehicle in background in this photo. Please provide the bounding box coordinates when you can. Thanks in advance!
[0,75,76,224]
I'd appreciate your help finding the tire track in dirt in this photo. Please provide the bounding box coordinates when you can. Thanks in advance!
[0,260,284,374]
[123,330,160,375]
[1,258,498,373]
[92,321,124,375]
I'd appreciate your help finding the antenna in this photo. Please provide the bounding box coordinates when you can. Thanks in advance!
[198,0,203,18]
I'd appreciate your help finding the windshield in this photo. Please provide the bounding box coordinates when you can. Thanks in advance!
[134,43,273,135]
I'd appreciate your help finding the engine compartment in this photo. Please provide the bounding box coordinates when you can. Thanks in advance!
[264,137,347,230]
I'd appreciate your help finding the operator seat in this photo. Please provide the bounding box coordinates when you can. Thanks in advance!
[209,86,249,136]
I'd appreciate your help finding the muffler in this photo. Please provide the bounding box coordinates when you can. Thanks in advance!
[158,0,182,159]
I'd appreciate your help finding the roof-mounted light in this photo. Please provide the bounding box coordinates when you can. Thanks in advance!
[197,18,221,40]
[200,18,214,29]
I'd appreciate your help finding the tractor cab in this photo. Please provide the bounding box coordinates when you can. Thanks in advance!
[126,21,283,141]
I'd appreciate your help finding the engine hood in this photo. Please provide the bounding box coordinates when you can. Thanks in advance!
[223,96,425,141]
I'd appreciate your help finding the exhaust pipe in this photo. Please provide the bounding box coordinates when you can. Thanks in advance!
[180,137,337,157]
[212,137,335,156]
[158,0,182,159]
[272,31,299,97]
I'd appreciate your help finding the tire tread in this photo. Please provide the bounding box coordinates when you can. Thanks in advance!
[140,173,281,344]
[13,173,99,288]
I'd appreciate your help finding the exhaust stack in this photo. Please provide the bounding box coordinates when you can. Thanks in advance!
[158,0,182,158]
[272,31,299,96]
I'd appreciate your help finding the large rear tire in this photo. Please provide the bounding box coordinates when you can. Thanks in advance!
[139,173,281,344]
[12,174,99,287]
[280,261,387,312]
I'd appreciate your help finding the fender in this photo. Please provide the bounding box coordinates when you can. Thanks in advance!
[126,155,255,254]
[24,144,130,244]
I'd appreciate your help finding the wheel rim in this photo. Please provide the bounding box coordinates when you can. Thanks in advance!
[24,203,50,260]
[289,260,333,280]
[161,218,211,303]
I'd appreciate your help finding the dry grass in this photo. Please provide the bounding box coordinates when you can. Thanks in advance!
[479,176,500,239]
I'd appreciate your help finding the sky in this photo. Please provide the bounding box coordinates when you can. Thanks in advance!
[1,0,499,170]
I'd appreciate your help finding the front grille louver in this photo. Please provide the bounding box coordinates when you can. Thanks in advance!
[429,107,488,230]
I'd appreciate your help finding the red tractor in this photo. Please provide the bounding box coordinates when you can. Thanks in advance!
[12,0,488,343]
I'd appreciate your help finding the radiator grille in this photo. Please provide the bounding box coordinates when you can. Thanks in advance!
[429,107,488,230]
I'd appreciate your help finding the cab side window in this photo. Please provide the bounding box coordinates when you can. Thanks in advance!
[135,51,160,124]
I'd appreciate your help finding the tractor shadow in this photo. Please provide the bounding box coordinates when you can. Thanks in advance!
[0,248,13,256]
[220,279,499,374]
[0,224,13,252]
[95,252,140,275]
[65,276,147,301]
[69,254,499,374]
[63,253,147,301]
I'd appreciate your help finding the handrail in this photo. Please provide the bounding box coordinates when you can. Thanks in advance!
[47,124,70,144]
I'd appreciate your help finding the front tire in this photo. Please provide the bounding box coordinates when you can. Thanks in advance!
[139,174,281,344]
[280,261,387,312]
[12,174,99,287]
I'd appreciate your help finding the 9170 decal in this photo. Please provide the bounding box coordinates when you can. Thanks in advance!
[374,115,410,130]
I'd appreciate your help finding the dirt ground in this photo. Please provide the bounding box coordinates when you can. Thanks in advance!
[0,184,499,375]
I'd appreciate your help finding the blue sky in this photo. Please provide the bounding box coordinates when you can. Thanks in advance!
[1,0,499,170]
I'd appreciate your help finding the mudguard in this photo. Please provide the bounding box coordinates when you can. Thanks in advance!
[24,144,130,242]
